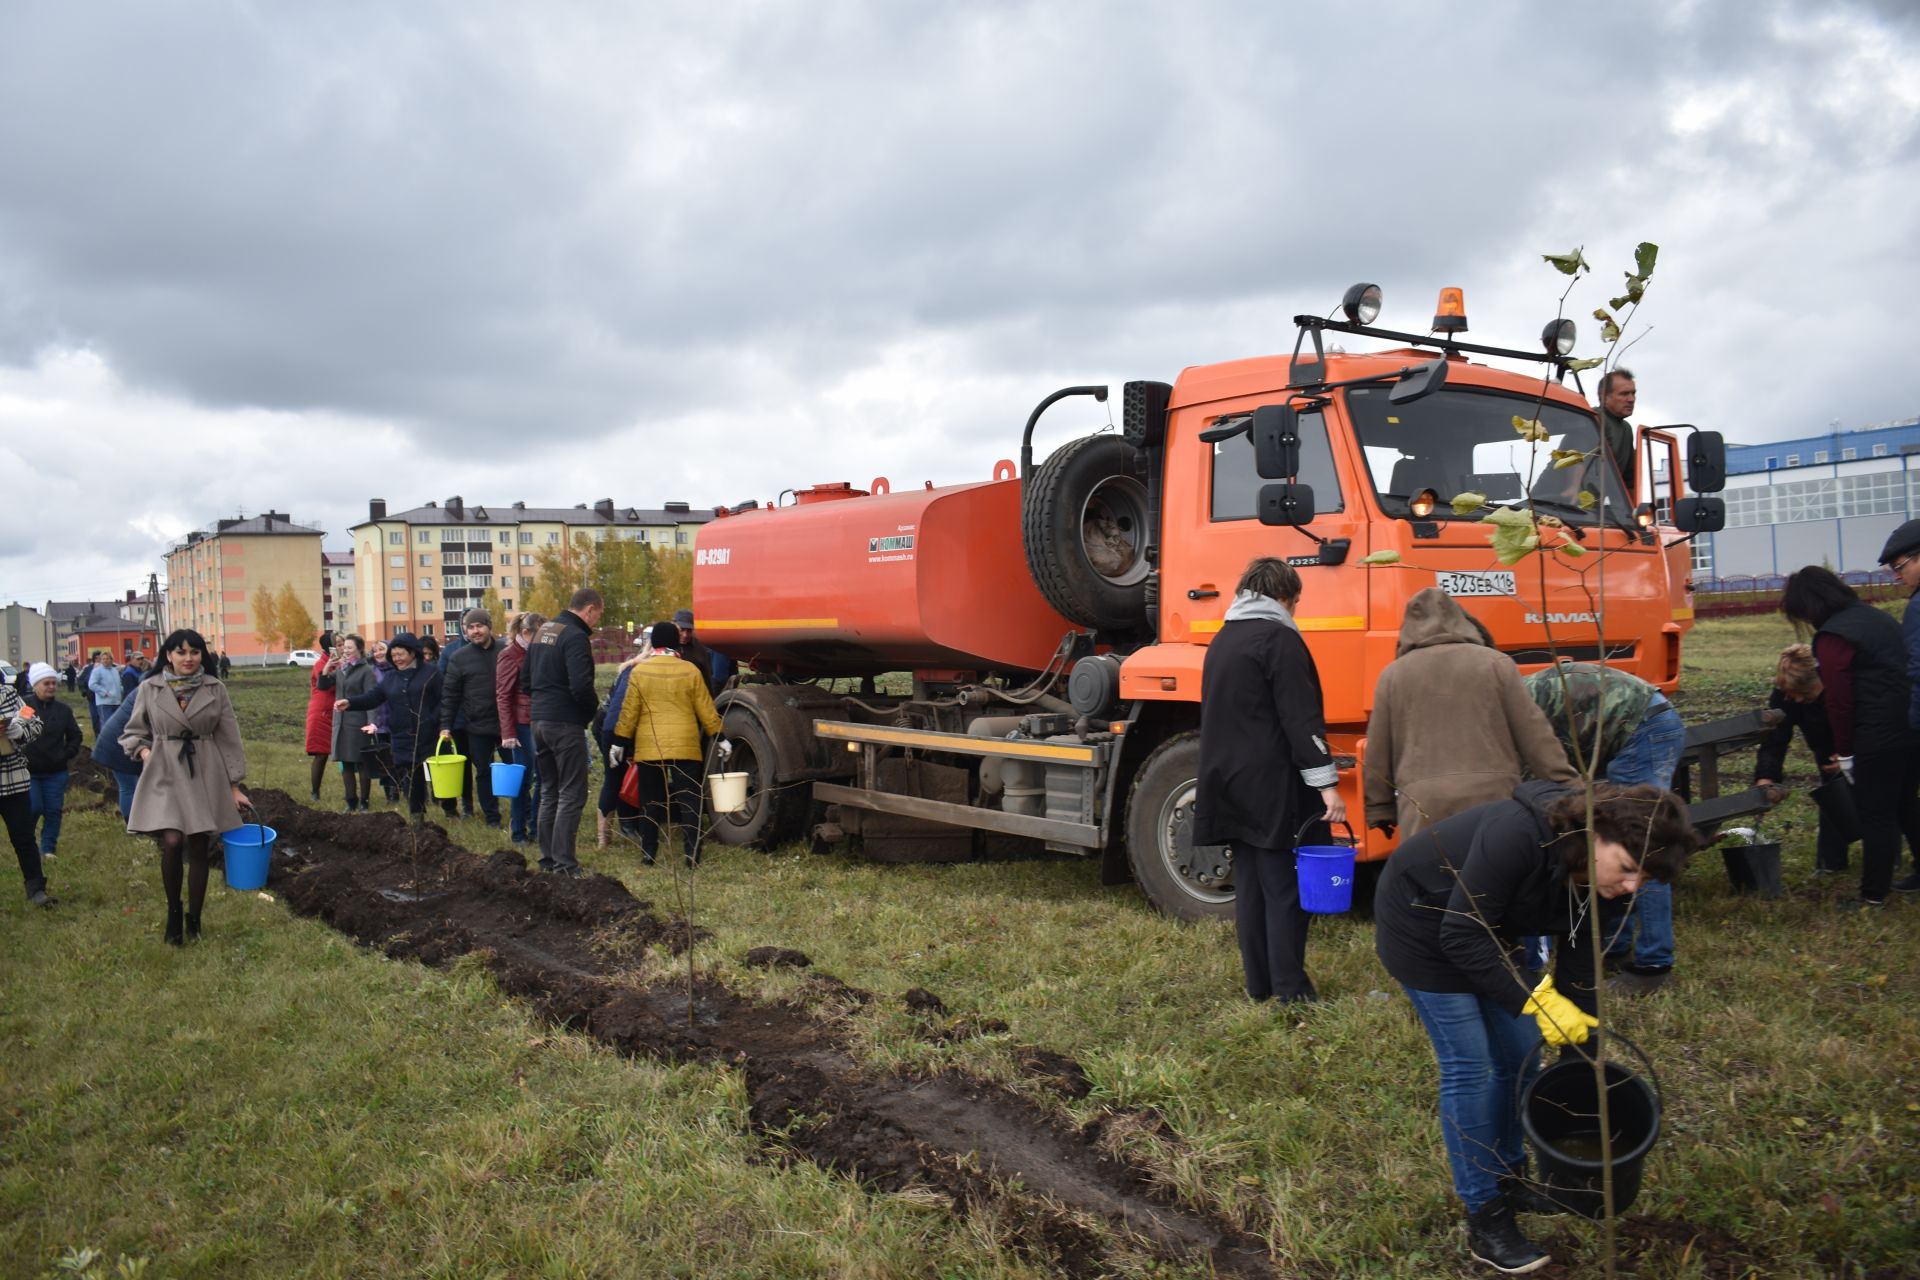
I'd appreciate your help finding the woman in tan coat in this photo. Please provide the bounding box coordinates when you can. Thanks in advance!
[1363,588,1574,839]
[122,629,251,944]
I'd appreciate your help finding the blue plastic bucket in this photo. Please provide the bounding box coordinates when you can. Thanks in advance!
[1294,819,1358,914]
[491,761,527,797]
[224,823,276,891]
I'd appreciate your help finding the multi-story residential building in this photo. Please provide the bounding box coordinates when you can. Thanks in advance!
[2,603,58,669]
[323,551,356,635]
[347,496,714,641]
[164,512,327,660]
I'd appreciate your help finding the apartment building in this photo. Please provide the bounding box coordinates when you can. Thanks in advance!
[2,603,58,669]
[164,512,327,659]
[347,495,714,641]
[323,550,356,635]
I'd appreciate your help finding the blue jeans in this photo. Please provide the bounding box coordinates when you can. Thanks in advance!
[113,772,138,821]
[1604,697,1686,970]
[1402,985,1541,1212]
[28,773,69,854]
[509,723,536,842]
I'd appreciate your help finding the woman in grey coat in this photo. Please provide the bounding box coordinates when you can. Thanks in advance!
[328,634,380,812]
[121,629,251,945]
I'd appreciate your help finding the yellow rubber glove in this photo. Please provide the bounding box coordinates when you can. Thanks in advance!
[1522,974,1599,1046]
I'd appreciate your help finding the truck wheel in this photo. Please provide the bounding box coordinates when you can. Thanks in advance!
[1124,732,1235,922]
[1023,434,1149,634]
[709,709,808,849]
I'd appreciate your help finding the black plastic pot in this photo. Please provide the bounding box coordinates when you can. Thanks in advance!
[1722,841,1784,898]
[1520,1035,1662,1219]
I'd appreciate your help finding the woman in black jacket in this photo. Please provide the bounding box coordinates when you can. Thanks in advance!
[1753,644,1851,875]
[1781,567,1920,908]
[1374,780,1696,1273]
[1195,557,1345,1005]
[336,634,443,820]
[22,664,84,858]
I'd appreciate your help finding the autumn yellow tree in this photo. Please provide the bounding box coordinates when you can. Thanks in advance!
[273,582,319,650]
[249,584,282,651]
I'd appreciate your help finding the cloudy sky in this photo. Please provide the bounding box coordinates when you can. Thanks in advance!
[2,0,1916,607]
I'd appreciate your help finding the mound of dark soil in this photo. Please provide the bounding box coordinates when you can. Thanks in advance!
[248,789,1277,1278]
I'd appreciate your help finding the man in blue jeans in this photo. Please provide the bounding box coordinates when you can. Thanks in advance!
[1525,660,1688,996]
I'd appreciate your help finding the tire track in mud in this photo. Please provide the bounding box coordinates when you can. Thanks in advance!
[248,791,1283,1279]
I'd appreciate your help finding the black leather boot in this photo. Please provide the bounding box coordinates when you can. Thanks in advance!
[184,912,202,943]
[164,902,184,946]
[1466,1194,1549,1273]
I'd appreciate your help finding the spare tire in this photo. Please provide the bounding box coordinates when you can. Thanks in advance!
[1023,434,1149,633]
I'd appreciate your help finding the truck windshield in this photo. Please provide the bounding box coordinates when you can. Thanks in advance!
[1345,384,1631,523]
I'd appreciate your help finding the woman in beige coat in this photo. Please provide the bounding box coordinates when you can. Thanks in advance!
[1363,588,1574,839]
[122,629,251,945]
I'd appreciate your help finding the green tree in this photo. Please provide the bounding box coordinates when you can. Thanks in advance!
[478,584,506,633]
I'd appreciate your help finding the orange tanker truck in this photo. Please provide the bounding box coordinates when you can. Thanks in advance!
[692,285,1749,920]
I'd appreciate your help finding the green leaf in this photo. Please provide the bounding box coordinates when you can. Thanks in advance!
[1359,550,1402,566]
[1551,448,1588,470]
[1542,248,1590,276]
[1622,273,1646,304]
[1635,241,1659,278]
[1490,526,1541,565]
[1480,506,1534,527]
[1450,491,1488,515]
[1511,415,1550,442]
[1577,490,1598,511]
[1608,294,1632,311]
[1558,541,1587,557]
[1565,356,1603,372]
[1600,318,1622,343]
[1592,308,1613,324]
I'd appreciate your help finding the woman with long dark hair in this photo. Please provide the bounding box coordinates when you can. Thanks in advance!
[303,630,337,801]
[121,629,251,944]
[1781,566,1920,908]
[1375,781,1697,1272]
[329,635,379,811]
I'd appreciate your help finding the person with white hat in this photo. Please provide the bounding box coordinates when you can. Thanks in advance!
[22,664,84,859]
[0,674,55,907]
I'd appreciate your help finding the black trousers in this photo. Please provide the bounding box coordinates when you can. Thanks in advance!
[465,731,503,824]
[0,791,46,896]
[1853,750,1920,901]
[1233,840,1317,1003]
[634,758,702,862]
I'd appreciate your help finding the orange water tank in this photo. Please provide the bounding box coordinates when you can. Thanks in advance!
[692,479,1077,675]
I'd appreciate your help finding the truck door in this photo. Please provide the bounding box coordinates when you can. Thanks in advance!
[1162,406,1370,724]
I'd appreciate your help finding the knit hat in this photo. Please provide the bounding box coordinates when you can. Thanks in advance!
[672,608,694,627]
[27,663,56,688]
[462,608,492,628]
[1879,518,1920,566]
[388,634,423,659]
[649,621,682,650]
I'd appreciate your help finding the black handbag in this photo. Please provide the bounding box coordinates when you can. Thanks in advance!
[1810,773,1863,844]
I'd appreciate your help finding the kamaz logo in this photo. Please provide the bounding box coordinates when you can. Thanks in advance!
[1524,610,1598,625]
[695,548,730,566]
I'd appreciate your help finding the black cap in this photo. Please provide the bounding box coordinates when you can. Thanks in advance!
[1879,518,1920,565]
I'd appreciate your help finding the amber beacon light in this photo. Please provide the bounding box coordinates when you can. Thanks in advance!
[1432,287,1468,333]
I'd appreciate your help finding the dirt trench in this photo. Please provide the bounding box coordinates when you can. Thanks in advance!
[246,790,1282,1279]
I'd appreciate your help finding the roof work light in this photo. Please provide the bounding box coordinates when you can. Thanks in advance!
[1432,287,1468,333]
[1541,318,1577,356]
[1341,283,1382,325]
[1410,488,1438,518]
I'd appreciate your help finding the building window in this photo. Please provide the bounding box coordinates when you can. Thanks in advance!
[389,555,404,568]
[636,529,649,541]
[1765,457,1778,469]
[442,550,465,565]
[499,553,510,565]
[498,532,512,545]
[520,554,533,566]
[1814,450,1828,463]
[1690,534,1714,576]
[1873,444,1889,457]
[518,532,533,544]
[1841,448,1856,461]
[502,598,513,610]
[547,532,560,544]
[440,529,462,543]
[388,532,403,545]
[677,531,689,544]
[1785,454,1800,466]
[391,578,405,591]
[392,602,406,615]
[420,622,435,637]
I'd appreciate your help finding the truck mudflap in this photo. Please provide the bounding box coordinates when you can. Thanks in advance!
[811,719,1109,850]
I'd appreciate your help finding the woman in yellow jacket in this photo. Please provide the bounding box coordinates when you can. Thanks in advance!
[609,622,725,866]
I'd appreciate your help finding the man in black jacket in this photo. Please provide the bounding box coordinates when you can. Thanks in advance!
[1195,557,1345,1004]
[441,609,505,829]
[521,588,603,873]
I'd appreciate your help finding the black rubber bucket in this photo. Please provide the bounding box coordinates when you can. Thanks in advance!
[1520,1036,1662,1219]
[1722,841,1784,898]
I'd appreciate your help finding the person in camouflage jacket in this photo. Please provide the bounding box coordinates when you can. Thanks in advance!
[1523,659,1686,996]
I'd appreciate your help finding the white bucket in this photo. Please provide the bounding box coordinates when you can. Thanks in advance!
[709,771,750,815]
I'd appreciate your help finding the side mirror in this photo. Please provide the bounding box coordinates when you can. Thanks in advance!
[1258,483,1316,527]
[1684,429,1726,493]
[1672,496,1726,534]
[1388,358,1449,404]
[1252,404,1301,479]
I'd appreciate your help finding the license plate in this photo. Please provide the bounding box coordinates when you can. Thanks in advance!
[1436,570,1516,597]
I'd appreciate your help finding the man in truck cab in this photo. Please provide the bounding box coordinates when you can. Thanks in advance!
[1598,367,1639,496]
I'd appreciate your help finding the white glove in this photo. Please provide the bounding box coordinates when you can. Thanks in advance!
[1834,755,1854,782]
[716,738,733,760]
[609,745,625,768]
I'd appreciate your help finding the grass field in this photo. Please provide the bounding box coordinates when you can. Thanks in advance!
[3,616,1917,1278]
